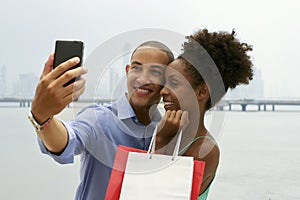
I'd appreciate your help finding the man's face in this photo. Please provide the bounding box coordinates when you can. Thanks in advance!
[126,47,170,110]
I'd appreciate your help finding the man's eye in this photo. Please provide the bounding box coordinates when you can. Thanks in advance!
[151,69,162,76]
[132,65,142,71]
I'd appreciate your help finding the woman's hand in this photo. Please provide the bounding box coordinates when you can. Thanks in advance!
[155,110,189,151]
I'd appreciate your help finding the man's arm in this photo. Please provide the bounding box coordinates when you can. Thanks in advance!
[30,54,87,153]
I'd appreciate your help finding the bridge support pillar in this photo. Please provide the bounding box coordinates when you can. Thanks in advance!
[241,104,247,111]
[216,106,223,111]
[264,105,267,111]
[272,104,275,111]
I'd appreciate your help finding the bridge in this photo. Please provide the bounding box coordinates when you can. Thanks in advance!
[0,97,114,107]
[1,97,300,111]
[0,97,32,107]
[216,99,300,111]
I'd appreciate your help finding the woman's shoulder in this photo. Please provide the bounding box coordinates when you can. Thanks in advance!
[189,134,219,195]
[187,134,220,162]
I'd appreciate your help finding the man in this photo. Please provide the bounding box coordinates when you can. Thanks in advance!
[28,41,174,199]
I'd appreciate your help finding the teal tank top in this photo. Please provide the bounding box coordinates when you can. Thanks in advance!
[197,185,210,200]
[179,135,215,200]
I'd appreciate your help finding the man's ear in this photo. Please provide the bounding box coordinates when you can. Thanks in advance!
[195,84,209,100]
[125,64,130,75]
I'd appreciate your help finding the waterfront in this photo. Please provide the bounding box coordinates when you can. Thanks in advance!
[0,107,299,199]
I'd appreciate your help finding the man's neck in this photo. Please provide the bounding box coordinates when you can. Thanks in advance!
[134,104,158,125]
[135,109,151,125]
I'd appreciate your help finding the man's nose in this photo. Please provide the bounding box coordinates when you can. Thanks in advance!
[136,71,152,84]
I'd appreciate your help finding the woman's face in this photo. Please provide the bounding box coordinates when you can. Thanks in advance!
[160,59,199,112]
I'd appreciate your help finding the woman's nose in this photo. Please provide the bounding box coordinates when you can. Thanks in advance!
[160,86,170,95]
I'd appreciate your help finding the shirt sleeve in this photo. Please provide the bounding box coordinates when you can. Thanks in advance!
[37,104,104,164]
[37,104,117,166]
[37,120,83,164]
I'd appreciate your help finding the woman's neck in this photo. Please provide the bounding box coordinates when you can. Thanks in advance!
[182,110,207,142]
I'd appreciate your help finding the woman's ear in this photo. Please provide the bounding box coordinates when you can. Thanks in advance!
[195,84,209,100]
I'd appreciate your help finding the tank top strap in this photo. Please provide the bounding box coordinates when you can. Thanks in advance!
[179,135,214,155]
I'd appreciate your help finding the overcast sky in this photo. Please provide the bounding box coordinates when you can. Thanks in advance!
[0,0,299,98]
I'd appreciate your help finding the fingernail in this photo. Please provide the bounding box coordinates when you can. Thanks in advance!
[71,57,80,63]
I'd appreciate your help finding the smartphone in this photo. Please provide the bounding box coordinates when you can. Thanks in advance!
[53,40,84,87]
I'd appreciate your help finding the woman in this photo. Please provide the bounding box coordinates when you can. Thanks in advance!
[156,29,254,199]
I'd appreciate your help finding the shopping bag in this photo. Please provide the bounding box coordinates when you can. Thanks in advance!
[105,127,205,200]
[104,145,145,200]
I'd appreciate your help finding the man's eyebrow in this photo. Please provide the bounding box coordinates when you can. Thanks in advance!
[131,61,165,70]
[131,61,142,65]
[150,65,164,70]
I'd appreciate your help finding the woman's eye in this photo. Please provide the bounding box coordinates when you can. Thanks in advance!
[170,80,178,87]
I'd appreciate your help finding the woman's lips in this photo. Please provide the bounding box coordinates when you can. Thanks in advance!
[163,101,176,110]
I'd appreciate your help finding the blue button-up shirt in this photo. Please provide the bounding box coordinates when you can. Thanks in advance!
[38,94,161,200]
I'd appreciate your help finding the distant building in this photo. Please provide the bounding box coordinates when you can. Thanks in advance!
[0,65,7,97]
[225,68,264,100]
[110,43,131,98]
[13,73,39,98]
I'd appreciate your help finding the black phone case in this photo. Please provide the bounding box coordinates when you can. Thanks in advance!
[53,40,84,86]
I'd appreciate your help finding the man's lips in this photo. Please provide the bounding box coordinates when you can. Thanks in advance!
[134,87,152,95]
[136,88,151,93]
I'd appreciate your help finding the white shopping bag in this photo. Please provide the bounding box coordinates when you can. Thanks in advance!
[119,128,194,200]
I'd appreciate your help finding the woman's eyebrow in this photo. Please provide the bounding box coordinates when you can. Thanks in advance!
[168,74,177,79]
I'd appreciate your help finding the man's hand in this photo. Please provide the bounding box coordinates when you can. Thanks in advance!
[31,53,88,123]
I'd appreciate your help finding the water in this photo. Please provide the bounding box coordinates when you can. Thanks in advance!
[209,111,300,200]
[0,107,80,200]
[0,106,300,200]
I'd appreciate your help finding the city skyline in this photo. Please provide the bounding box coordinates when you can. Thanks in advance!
[0,60,272,100]
[0,45,296,100]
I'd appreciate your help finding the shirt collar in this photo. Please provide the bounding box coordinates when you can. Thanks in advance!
[114,93,136,120]
[112,93,162,123]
